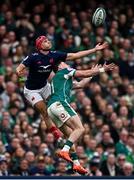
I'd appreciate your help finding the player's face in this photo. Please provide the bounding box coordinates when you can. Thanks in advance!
[41,38,52,50]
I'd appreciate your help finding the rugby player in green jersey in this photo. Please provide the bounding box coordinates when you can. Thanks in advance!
[47,62,117,174]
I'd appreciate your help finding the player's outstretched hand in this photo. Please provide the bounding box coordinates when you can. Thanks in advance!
[91,64,102,72]
[103,63,117,72]
[95,42,108,51]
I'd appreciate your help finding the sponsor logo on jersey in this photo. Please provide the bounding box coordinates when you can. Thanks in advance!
[40,65,51,69]
[32,53,38,56]
[60,113,66,120]
[50,51,56,53]
[38,65,51,72]
[67,67,75,71]
[56,102,61,106]
[64,74,69,79]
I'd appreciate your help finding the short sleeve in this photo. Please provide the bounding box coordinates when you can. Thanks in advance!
[21,55,32,67]
[67,68,76,77]
[65,68,76,78]
[52,51,67,63]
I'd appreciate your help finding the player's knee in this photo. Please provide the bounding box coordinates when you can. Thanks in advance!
[38,107,48,117]
[42,111,49,119]
[80,126,85,135]
[34,102,47,114]
[77,126,85,136]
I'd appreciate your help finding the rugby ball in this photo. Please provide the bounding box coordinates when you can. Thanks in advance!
[92,7,106,26]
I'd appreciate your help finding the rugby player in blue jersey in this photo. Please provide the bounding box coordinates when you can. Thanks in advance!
[16,35,108,139]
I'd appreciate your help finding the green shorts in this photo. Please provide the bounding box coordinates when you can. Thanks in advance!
[47,101,77,128]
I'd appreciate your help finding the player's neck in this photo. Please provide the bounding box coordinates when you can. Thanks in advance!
[39,50,50,55]
[58,67,66,71]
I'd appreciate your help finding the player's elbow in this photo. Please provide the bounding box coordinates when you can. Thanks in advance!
[79,127,85,136]
[73,82,83,89]
[66,53,76,60]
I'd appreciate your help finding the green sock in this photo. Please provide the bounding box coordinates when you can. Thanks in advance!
[62,140,73,151]
[71,152,78,160]
[66,140,73,147]
[71,152,80,165]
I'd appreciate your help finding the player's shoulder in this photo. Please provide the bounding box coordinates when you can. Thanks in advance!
[31,52,39,56]
[49,50,57,54]
[28,52,40,60]
[62,68,76,79]
[24,52,39,59]
[67,67,75,71]
[65,68,76,75]
[49,50,64,55]
[62,67,76,75]
[49,50,59,56]
[60,67,75,73]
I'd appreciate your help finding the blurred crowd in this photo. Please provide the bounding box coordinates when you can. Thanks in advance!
[0,0,134,176]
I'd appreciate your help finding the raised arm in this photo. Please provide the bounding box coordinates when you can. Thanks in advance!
[66,42,108,61]
[74,63,117,78]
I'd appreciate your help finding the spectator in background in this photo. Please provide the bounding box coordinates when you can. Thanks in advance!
[25,151,35,167]
[89,153,102,176]
[0,155,10,176]
[54,160,68,176]
[122,162,134,176]
[29,155,50,176]
[117,154,126,175]
[0,141,6,154]
[17,159,30,176]
[115,128,129,155]
[100,153,120,176]
[0,81,16,108]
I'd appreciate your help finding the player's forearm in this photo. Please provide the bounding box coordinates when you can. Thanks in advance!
[75,68,104,78]
[77,77,92,88]
[67,48,96,60]
[82,69,99,77]
[73,77,92,89]
[66,42,108,61]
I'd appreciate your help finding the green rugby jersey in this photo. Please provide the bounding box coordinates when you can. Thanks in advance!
[48,68,76,107]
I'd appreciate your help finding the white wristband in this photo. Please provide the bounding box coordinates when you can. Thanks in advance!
[99,67,105,73]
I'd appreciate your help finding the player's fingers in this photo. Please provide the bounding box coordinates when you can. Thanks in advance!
[98,64,102,68]
[103,42,108,47]
[104,42,108,45]
[92,64,96,68]
[91,65,95,69]
[104,62,107,65]
[110,64,116,70]
[108,63,114,67]
[95,64,100,68]
[97,43,101,46]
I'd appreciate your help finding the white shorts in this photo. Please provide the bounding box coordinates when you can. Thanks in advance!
[47,101,77,128]
[24,82,51,107]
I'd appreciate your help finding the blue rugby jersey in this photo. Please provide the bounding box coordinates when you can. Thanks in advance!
[21,51,67,90]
